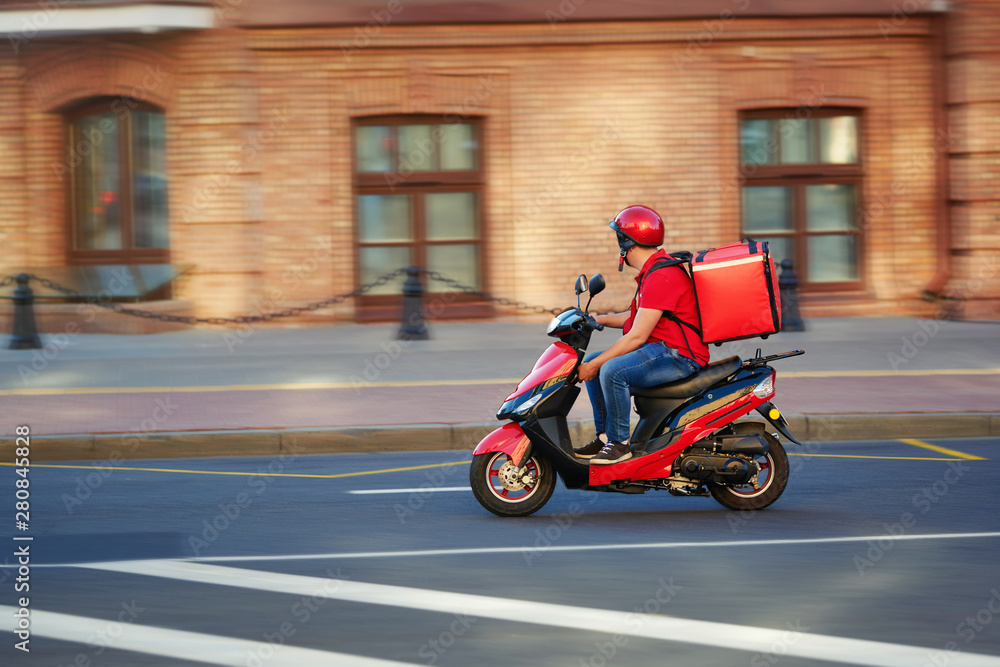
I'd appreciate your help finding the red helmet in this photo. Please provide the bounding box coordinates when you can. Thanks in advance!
[609,205,664,270]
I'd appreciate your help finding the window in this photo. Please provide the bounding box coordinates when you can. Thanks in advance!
[67,99,169,265]
[739,110,862,289]
[353,117,488,319]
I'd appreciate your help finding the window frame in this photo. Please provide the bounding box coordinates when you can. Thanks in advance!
[739,108,865,292]
[352,115,491,321]
[64,98,170,267]
[63,97,170,266]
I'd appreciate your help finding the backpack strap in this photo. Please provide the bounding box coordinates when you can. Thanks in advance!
[633,257,686,304]
[634,257,703,359]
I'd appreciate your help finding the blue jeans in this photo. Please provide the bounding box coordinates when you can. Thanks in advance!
[585,342,701,444]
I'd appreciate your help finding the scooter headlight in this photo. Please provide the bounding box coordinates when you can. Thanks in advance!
[753,373,775,399]
[546,316,561,335]
[514,393,543,415]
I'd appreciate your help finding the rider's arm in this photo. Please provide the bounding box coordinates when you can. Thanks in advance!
[578,308,662,381]
[594,312,629,329]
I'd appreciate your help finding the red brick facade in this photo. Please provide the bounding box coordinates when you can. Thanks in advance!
[947,0,1000,319]
[1,1,998,330]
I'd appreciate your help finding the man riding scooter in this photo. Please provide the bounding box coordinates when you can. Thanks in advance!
[573,205,711,465]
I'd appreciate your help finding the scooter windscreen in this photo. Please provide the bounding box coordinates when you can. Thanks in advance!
[546,308,586,337]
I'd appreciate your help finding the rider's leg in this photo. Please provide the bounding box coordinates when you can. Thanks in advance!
[590,343,701,465]
[582,349,607,435]
[576,350,611,458]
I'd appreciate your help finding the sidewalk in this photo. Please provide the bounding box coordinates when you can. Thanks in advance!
[3,317,999,461]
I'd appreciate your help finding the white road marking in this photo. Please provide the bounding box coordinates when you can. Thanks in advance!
[174,530,1000,564]
[347,486,471,494]
[77,560,1000,667]
[0,605,418,667]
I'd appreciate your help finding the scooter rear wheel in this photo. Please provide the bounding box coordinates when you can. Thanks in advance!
[470,451,556,517]
[709,434,789,511]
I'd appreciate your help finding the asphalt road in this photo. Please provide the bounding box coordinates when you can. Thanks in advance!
[3,438,1000,666]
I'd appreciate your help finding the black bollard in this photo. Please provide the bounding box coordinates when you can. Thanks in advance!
[9,273,42,350]
[778,259,805,332]
[397,266,429,340]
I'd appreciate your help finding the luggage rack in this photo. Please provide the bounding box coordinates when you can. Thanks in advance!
[743,348,805,369]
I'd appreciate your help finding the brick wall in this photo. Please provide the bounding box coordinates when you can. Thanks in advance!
[247,18,943,318]
[2,11,991,329]
[947,0,1000,319]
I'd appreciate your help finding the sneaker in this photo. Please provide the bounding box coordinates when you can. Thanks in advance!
[590,441,632,465]
[573,436,607,459]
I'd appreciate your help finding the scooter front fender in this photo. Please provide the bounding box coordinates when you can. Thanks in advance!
[473,422,532,465]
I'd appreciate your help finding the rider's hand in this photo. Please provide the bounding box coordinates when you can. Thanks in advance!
[578,361,600,383]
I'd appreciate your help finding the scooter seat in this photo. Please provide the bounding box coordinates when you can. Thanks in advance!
[630,356,741,399]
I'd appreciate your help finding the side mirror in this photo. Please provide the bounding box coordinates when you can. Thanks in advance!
[588,274,605,297]
[584,273,605,312]
[574,274,588,296]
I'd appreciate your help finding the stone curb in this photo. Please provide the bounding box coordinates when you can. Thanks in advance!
[9,413,1000,462]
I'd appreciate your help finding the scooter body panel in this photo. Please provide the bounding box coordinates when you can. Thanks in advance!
[520,416,591,489]
[504,342,579,402]
[587,368,773,486]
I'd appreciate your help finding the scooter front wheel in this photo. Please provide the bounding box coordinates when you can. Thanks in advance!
[470,451,556,517]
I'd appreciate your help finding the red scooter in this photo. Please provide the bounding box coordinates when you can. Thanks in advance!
[470,273,804,517]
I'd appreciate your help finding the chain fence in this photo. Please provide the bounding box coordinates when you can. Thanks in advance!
[422,270,563,316]
[0,268,597,326]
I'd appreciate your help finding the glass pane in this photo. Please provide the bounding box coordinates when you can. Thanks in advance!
[131,111,169,249]
[740,119,775,165]
[398,124,437,172]
[757,237,794,275]
[427,244,480,291]
[806,184,857,232]
[742,187,792,233]
[808,235,859,283]
[779,118,815,164]
[439,123,477,170]
[426,192,478,241]
[820,116,858,164]
[356,125,393,172]
[72,113,122,250]
[358,195,412,243]
[359,246,412,295]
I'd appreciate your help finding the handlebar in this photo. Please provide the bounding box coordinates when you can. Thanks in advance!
[568,310,604,332]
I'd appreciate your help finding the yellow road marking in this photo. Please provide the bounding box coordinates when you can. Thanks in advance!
[2,368,998,396]
[788,453,964,461]
[898,439,987,461]
[0,460,468,479]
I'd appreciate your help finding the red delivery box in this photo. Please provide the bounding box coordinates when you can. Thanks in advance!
[689,240,782,344]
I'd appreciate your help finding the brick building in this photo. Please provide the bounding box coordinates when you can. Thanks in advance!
[0,0,997,332]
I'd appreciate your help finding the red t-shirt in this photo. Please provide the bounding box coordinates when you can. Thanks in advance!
[623,249,710,366]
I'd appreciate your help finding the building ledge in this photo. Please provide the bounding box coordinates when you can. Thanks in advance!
[0,2,214,39]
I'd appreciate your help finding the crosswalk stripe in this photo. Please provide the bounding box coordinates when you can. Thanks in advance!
[0,605,418,667]
[170,530,1000,564]
[78,560,1000,667]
